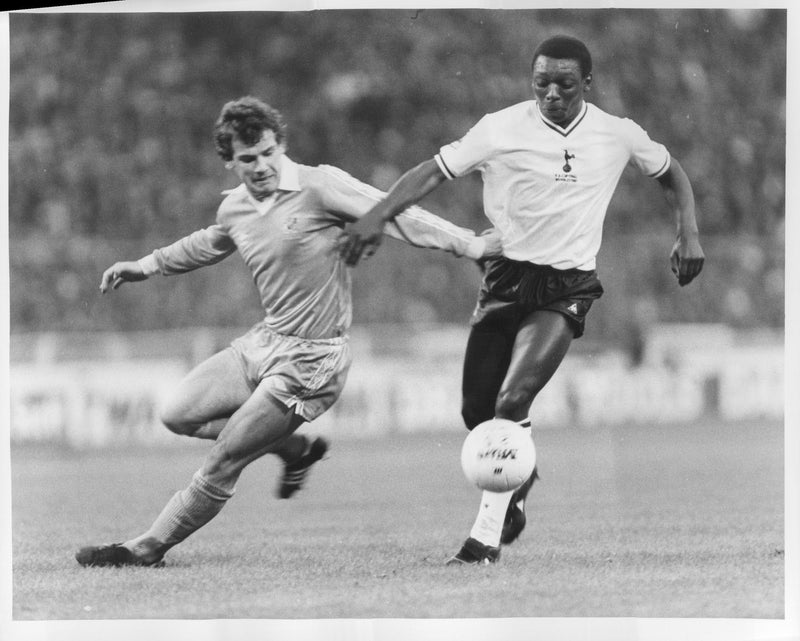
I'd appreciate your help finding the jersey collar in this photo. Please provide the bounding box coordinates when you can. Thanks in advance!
[248,156,302,215]
[535,101,588,137]
[275,155,301,192]
[222,155,302,207]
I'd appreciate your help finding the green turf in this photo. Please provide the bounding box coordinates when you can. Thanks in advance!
[10,419,784,620]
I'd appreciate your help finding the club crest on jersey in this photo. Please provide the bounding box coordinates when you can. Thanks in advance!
[563,150,575,172]
[555,149,578,183]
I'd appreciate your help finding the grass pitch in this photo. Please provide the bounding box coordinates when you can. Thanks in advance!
[10,419,784,622]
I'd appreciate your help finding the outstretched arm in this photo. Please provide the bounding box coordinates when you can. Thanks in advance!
[657,157,705,286]
[340,159,447,265]
[99,224,236,294]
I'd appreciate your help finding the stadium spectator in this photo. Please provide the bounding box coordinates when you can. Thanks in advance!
[341,35,705,564]
[76,96,501,567]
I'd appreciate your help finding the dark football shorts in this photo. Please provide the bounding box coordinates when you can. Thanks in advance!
[470,256,604,338]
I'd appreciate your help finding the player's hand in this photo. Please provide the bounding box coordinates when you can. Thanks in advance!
[99,261,148,293]
[669,233,705,286]
[479,227,503,258]
[340,211,387,266]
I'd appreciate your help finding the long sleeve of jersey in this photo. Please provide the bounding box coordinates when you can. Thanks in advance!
[315,164,485,259]
[149,225,237,275]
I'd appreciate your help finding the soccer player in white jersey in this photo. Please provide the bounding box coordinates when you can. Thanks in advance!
[75,96,501,567]
[341,35,705,565]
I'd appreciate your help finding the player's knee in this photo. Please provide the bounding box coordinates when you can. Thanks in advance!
[494,386,536,421]
[159,403,194,436]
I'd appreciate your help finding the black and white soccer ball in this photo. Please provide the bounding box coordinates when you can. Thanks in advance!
[460,418,536,492]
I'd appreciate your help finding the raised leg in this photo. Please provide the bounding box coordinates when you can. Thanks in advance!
[494,310,574,422]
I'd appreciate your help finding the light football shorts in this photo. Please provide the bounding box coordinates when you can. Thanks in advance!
[229,321,352,422]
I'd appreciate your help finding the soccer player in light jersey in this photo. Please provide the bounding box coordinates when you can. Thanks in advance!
[341,35,705,565]
[75,96,501,567]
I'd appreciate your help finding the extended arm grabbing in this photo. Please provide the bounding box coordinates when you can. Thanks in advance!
[340,159,447,266]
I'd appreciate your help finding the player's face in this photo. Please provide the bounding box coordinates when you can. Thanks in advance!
[532,56,590,127]
[230,129,285,201]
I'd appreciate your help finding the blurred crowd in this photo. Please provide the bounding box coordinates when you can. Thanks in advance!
[8,9,786,345]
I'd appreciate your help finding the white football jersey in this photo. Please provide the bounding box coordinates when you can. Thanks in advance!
[435,101,671,270]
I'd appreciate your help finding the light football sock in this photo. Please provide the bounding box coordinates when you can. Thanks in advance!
[138,470,235,550]
[469,489,515,548]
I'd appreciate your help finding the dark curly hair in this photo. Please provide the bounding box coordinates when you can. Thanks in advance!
[213,96,287,161]
[531,35,593,79]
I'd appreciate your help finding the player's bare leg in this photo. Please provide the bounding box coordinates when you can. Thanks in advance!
[448,324,515,564]
[460,323,516,430]
[76,381,306,567]
[495,310,573,545]
[494,310,573,423]
[450,310,573,564]
[158,348,311,461]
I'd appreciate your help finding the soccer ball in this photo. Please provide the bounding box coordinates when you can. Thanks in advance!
[460,418,536,492]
